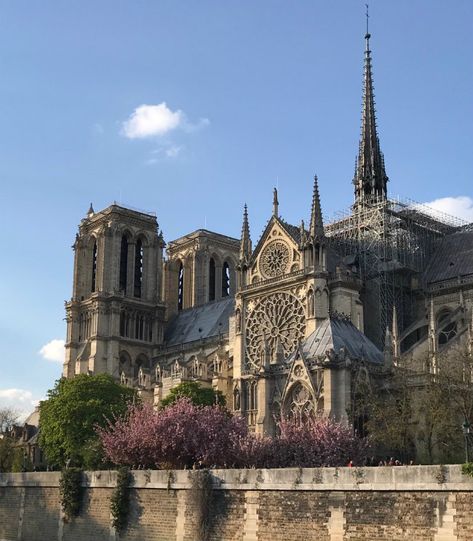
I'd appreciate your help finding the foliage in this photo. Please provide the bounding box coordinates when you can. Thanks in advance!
[98,398,370,469]
[0,407,19,434]
[110,466,131,532]
[39,374,137,469]
[160,381,225,408]
[461,462,473,477]
[355,368,416,463]
[0,437,16,472]
[11,449,33,472]
[98,399,246,469]
[59,468,83,522]
[238,417,370,468]
[189,470,213,541]
[351,346,473,464]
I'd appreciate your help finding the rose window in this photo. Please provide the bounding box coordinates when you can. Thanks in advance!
[260,241,290,278]
[245,292,305,369]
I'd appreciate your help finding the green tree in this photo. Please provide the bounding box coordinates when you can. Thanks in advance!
[160,381,225,408]
[0,437,16,472]
[0,407,20,472]
[39,374,136,469]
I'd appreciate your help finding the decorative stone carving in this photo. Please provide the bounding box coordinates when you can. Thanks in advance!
[245,292,305,369]
[286,382,316,422]
[259,240,290,278]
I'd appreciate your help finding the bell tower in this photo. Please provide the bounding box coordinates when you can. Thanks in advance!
[64,204,166,381]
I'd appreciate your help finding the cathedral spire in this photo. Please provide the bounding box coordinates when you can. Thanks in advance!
[239,204,252,262]
[309,175,324,239]
[273,187,279,218]
[353,12,388,205]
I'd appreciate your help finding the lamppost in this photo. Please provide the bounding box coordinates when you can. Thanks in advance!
[462,420,471,463]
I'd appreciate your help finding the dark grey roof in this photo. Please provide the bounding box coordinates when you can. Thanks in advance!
[164,297,235,347]
[288,317,383,364]
[424,230,473,284]
[280,221,304,244]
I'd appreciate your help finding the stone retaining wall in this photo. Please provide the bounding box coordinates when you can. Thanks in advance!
[1,465,473,540]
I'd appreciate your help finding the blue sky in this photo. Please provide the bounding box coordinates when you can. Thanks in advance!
[0,1,472,415]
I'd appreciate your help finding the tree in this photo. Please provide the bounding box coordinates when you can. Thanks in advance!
[0,407,19,434]
[351,344,473,464]
[160,381,225,408]
[98,399,246,469]
[0,407,21,473]
[39,374,136,469]
[98,398,370,469]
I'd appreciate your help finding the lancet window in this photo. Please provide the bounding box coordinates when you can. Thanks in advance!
[209,258,216,301]
[91,240,97,292]
[119,235,128,292]
[134,239,143,298]
[221,261,230,297]
[178,262,184,310]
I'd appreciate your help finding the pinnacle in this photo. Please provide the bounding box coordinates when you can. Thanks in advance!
[309,175,324,239]
[240,204,252,261]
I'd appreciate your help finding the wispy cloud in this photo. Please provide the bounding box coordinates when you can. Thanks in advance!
[422,196,473,223]
[165,145,182,158]
[39,339,65,363]
[145,144,184,165]
[122,103,184,139]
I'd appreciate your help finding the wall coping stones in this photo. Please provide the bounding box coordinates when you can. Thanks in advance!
[1,465,473,492]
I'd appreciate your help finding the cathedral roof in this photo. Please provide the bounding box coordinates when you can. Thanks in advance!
[164,297,235,347]
[424,230,473,285]
[289,316,383,365]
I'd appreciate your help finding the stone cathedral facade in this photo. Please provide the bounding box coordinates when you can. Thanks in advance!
[63,30,473,436]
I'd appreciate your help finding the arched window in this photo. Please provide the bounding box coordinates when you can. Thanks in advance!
[209,258,216,301]
[119,235,128,292]
[178,261,184,311]
[437,309,457,346]
[250,381,258,411]
[91,240,97,292]
[134,239,143,298]
[221,261,230,298]
[119,351,132,378]
[119,311,126,337]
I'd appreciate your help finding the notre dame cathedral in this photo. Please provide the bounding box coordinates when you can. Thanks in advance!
[63,29,473,437]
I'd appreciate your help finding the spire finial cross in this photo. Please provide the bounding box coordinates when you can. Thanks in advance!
[365,4,369,35]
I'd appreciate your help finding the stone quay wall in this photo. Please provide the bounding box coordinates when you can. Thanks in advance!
[1,465,473,540]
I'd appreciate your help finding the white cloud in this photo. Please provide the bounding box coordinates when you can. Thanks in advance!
[39,339,65,363]
[0,389,39,420]
[122,103,183,139]
[422,196,473,223]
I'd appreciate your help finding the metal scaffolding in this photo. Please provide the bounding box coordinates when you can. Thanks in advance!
[326,196,467,348]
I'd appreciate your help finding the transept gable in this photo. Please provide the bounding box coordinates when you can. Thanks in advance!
[281,345,323,418]
[249,217,303,283]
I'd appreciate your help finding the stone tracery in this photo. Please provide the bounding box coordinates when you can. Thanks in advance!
[245,292,305,369]
[260,240,290,278]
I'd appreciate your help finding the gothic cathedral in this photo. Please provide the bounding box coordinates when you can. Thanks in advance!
[63,30,473,436]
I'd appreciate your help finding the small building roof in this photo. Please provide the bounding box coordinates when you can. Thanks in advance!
[164,297,235,347]
[288,316,384,365]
